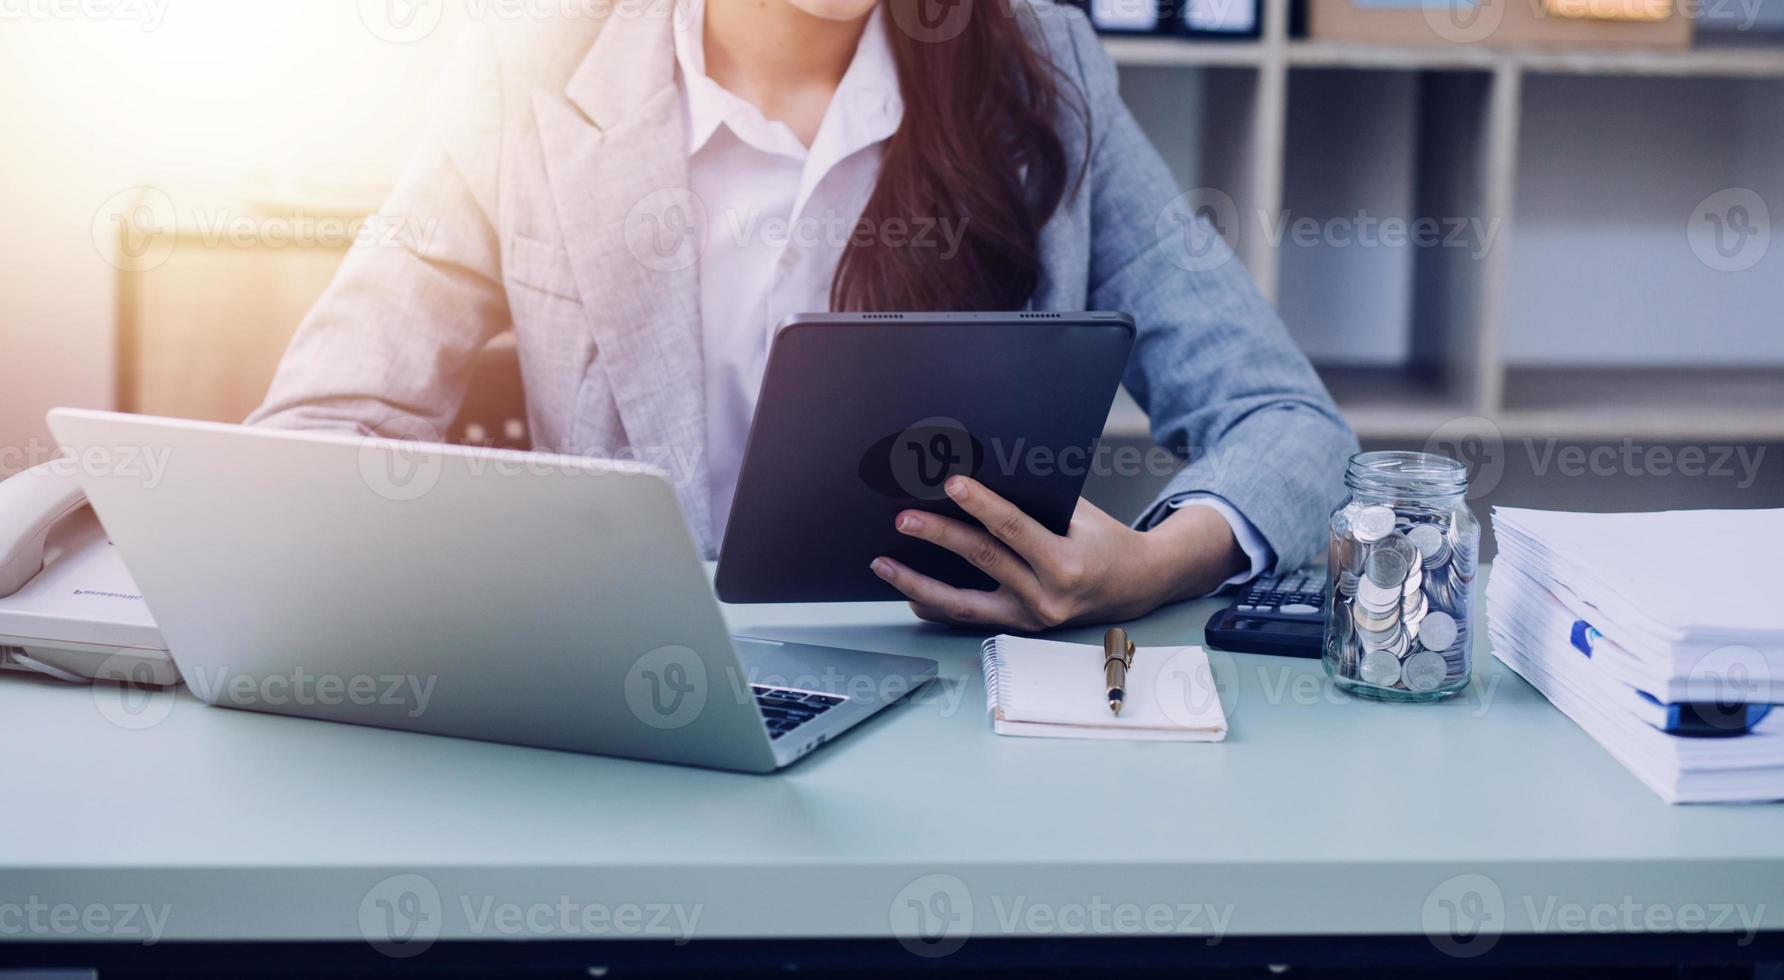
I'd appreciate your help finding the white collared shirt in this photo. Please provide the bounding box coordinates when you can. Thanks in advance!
[673,1,1270,585]
[675,0,902,544]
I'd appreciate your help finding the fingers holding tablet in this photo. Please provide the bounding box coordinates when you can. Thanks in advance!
[874,477,1083,633]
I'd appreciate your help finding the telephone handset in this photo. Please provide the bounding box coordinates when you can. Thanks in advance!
[0,462,177,686]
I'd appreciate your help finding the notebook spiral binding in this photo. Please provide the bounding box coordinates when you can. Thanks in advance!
[981,636,1006,716]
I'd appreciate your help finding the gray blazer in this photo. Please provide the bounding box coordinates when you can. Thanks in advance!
[250,1,1358,567]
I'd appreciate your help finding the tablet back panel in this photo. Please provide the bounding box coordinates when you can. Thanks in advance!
[716,312,1136,603]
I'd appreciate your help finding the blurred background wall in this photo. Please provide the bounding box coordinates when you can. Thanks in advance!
[0,2,465,463]
[2,0,1780,541]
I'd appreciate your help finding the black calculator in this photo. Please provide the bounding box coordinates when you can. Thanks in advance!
[1203,564,1328,658]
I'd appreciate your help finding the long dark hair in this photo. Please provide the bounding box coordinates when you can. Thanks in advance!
[830,0,1086,312]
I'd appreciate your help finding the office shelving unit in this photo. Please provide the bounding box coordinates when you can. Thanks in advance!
[1099,0,1784,444]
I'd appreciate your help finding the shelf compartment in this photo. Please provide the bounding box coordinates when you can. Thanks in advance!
[1499,367,1784,439]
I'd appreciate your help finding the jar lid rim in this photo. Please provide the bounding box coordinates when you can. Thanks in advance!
[1346,451,1469,491]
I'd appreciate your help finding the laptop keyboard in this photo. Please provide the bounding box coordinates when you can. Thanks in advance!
[752,685,845,740]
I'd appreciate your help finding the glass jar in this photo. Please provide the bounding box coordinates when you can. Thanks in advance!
[1323,451,1480,702]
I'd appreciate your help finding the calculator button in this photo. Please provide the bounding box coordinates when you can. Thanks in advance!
[1279,603,1321,616]
[1237,605,1257,613]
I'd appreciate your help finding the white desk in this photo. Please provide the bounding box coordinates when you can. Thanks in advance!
[2,571,1782,968]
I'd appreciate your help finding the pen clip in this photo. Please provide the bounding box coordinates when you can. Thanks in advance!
[1103,628,1135,667]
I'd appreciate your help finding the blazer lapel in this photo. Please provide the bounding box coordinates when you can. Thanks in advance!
[533,10,714,552]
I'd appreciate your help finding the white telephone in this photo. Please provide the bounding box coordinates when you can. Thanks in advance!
[0,462,178,686]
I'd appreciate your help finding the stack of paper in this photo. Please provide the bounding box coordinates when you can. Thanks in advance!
[1488,507,1784,803]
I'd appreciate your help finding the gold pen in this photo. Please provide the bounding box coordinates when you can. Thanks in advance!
[1103,627,1135,715]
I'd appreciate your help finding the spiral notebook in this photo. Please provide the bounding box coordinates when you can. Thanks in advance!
[980,635,1229,741]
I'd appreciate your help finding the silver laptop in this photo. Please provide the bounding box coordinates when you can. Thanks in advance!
[46,409,937,773]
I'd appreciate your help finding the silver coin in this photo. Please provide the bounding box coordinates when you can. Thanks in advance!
[1402,649,1448,693]
[1356,579,1402,612]
[1355,612,1400,640]
[1335,536,1364,573]
[1351,505,1396,544]
[1358,648,1402,688]
[1423,574,1452,613]
[1418,611,1458,653]
[1332,601,1354,642]
[1365,547,1410,589]
[1402,565,1424,596]
[1406,524,1444,563]
[1387,532,1419,568]
[1338,570,1360,596]
[1402,591,1428,625]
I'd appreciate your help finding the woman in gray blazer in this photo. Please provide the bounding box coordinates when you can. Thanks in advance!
[251,0,1357,631]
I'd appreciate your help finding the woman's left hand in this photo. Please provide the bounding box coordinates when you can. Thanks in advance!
[871,476,1248,632]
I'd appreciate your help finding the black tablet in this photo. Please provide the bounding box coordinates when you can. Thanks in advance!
[715,312,1137,603]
